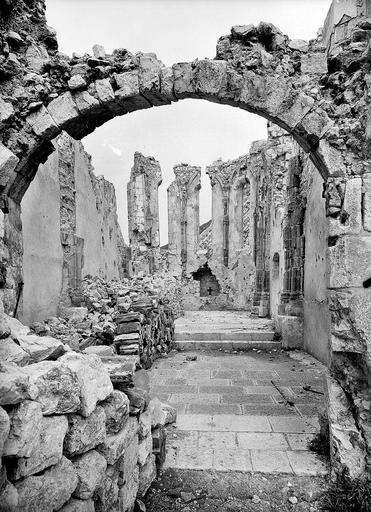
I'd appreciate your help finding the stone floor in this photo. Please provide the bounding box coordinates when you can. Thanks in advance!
[148,349,329,476]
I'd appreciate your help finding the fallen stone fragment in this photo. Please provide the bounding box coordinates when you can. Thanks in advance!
[83,345,115,357]
[18,334,66,362]
[72,450,107,500]
[0,479,19,511]
[68,75,87,90]
[100,390,129,434]
[94,465,119,512]
[15,456,78,512]
[100,355,137,387]
[98,416,138,465]
[8,415,68,480]
[58,498,95,512]
[64,406,106,456]
[138,454,156,497]
[4,400,43,457]
[0,406,10,456]
[24,360,80,415]
[59,353,113,417]
[148,397,177,428]
[124,387,148,415]
[0,362,32,406]
[0,338,30,366]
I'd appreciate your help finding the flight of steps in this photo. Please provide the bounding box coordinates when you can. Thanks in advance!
[174,310,280,351]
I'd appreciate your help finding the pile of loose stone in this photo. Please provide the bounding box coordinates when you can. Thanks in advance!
[0,309,177,512]
[29,273,183,369]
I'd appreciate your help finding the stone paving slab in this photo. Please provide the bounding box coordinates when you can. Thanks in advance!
[148,348,328,476]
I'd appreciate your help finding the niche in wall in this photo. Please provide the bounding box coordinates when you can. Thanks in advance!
[193,263,221,297]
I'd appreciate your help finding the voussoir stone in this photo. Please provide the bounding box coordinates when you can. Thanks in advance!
[64,406,106,456]
[4,400,43,457]
[0,362,32,406]
[15,456,78,512]
[59,353,113,417]
[98,416,138,465]
[72,450,107,500]
[18,334,66,363]
[24,360,80,415]
[0,143,19,188]
[100,390,129,434]
[8,415,68,480]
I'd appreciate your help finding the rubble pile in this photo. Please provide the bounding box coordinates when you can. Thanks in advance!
[30,273,183,369]
[0,311,177,512]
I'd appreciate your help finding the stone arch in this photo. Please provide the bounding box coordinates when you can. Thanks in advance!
[2,45,342,207]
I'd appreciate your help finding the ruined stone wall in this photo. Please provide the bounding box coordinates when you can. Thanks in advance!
[20,132,126,323]
[127,152,162,276]
[0,309,173,512]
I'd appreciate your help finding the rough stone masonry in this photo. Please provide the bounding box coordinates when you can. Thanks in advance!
[0,0,370,509]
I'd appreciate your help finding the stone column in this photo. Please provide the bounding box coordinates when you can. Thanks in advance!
[127,152,162,275]
[167,164,201,276]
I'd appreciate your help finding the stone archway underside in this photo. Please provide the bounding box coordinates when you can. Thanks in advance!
[1,20,354,207]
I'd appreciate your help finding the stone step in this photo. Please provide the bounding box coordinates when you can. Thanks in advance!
[174,339,281,351]
[174,330,276,341]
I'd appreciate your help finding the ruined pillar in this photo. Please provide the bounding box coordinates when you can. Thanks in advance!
[167,164,201,276]
[127,152,162,275]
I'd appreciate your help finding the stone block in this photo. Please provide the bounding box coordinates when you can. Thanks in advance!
[59,498,95,512]
[59,353,113,417]
[329,178,362,236]
[64,406,106,456]
[83,345,115,357]
[173,62,196,98]
[73,91,100,115]
[138,433,152,466]
[114,71,140,98]
[148,397,177,429]
[288,39,308,52]
[9,415,68,480]
[138,410,151,441]
[25,44,50,72]
[72,450,107,500]
[95,78,115,104]
[48,92,79,128]
[98,416,138,465]
[24,360,81,415]
[329,236,371,288]
[0,405,10,456]
[363,174,371,231]
[0,143,19,188]
[312,139,346,178]
[0,97,14,127]
[117,432,138,483]
[138,454,156,496]
[0,337,30,366]
[300,52,327,74]
[0,362,32,406]
[4,315,29,339]
[101,390,129,435]
[93,44,106,59]
[26,105,58,138]
[4,400,42,457]
[15,456,78,512]
[116,322,140,335]
[326,376,366,478]
[68,75,87,90]
[0,479,19,511]
[160,66,176,101]
[100,355,137,386]
[119,465,139,512]
[193,59,228,97]
[276,315,304,349]
[18,334,66,363]
[94,465,119,512]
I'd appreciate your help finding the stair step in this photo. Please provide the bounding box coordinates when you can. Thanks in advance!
[175,340,281,351]
[174,330,276,341]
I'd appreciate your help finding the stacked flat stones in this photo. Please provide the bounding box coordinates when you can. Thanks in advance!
[0,312,176,512]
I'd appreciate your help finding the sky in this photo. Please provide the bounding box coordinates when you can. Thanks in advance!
[45,0,331,243]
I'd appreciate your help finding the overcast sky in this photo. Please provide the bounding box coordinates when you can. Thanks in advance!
[45,0,331,243]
